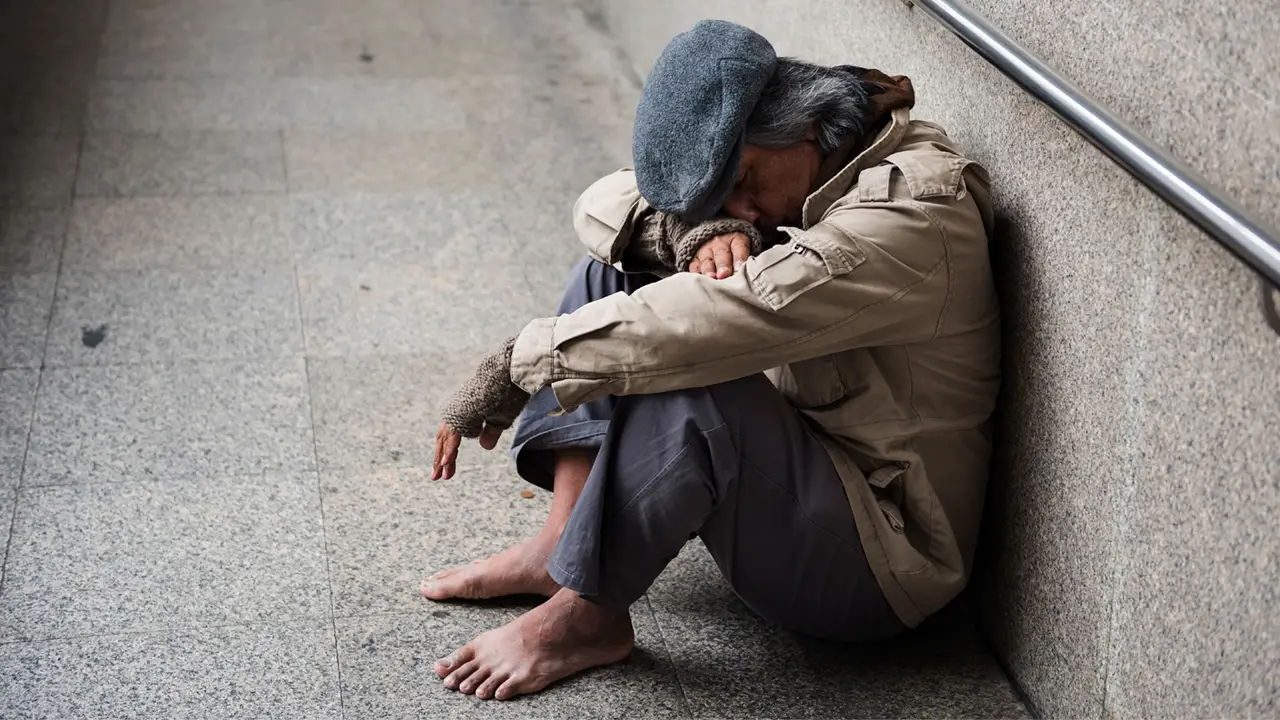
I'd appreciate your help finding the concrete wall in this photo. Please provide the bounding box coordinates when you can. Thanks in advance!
[581,0,1280,716]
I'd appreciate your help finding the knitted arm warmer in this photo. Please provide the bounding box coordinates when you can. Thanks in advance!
[439,337,531,438]
[626,211,765,273]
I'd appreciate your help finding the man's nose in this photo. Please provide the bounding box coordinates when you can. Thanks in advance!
[723,193,761,224]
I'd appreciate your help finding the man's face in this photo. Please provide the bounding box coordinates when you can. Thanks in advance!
[721,141,823,233]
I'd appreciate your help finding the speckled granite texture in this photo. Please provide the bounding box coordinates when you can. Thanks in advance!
[0,0,1032,716]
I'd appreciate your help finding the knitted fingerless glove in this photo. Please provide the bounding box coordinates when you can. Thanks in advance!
[628,212,766,273]
[439,337,531,438]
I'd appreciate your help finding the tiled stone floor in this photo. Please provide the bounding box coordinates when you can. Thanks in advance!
[0,0,1030,717]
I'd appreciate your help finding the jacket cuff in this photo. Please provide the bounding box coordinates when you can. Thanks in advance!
[510,317,557,395]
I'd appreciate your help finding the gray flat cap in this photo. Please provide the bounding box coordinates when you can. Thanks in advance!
[632,20,777,221]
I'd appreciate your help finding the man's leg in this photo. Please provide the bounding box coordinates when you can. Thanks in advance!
[422,258,655,601]
[552,373,904,642]
[421,449,590,600]
[434,374,904,700]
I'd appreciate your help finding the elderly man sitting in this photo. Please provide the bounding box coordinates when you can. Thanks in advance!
[423,19,1000,701]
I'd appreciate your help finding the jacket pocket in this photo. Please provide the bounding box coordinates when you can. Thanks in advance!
[867,462,909,534]
[745,233,862,311]
[776,356,846,408]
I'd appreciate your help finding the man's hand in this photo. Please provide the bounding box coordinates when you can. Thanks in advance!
[431,423,504,481]
[688,232,752,279]
[432,336,530,480]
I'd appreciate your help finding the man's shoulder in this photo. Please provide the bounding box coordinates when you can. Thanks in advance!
[825,120,990,218]
[817,121,992,251]
[880,121,986,200]
[899,119,966,155]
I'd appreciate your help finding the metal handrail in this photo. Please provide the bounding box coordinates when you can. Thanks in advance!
[904,0,1280,292]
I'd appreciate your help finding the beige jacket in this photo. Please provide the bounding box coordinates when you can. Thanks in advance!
[510,107,1000,627]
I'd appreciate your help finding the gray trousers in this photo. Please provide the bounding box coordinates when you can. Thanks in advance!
[511,258,904,643]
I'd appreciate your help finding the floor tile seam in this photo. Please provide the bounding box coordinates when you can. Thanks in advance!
[34,113,82,370]
[0,454,29,600]
[53,262,301,275]
[74,189,288,200]
[295,348,505,365]
[91,70,568,83]
[1,104,84,589]
[641,594,696,719]
[13,467,324,492]
[3,0,109,543]
[84,123,475,137]
[36,350,310,371]
[41,350,310,370]
[297,242,347,717]
[0,611,340,647]
[28,351,478,373]
[80,127,466,140]
[85,73,626,90]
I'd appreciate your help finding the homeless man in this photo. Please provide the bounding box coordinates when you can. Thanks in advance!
[422,19,1001,701]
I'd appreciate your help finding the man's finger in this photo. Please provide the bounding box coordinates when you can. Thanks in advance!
[442,431,461,480]
[432,424,446,480]
[700,257,717,276]
[433,425,461,481]
[688,259,702,275]
[479,425,503,450]
[730,233,751,272]
[712,242,733,279]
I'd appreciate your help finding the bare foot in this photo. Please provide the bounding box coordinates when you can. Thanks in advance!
[434,589,634,700]
[421,534,560,601]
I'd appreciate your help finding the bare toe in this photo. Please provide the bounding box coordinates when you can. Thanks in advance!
[495,676,521,701]
[434,645,474,678]
[425,567,456,581]
[444,660,480,690]
[476,673,505,700]
[458,667,490,695]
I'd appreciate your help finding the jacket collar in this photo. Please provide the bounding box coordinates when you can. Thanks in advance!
[801,106,912,228]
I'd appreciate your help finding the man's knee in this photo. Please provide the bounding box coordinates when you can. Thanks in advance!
[557,257,622,314]
[607,375,783,469]
[617,375,782,429]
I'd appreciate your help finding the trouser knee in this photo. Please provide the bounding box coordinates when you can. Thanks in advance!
[556,257,656,315]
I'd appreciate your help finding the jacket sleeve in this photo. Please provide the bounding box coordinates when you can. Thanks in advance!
[571,169,647,268]
[512,197,955,412]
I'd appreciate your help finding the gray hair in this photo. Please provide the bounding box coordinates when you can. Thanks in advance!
[744,58,876,154]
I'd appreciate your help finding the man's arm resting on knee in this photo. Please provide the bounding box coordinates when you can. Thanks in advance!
[513,199,958,413]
